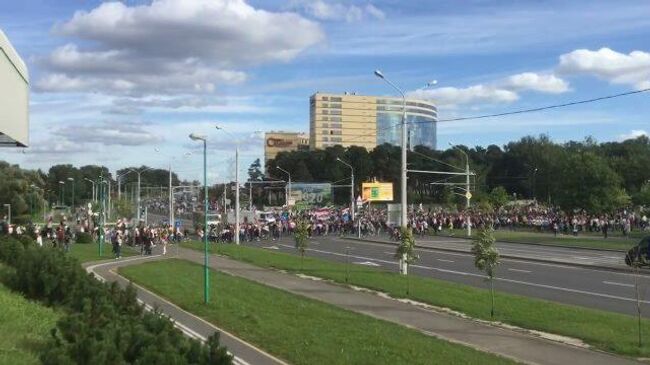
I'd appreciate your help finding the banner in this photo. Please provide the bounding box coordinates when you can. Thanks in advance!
[362,182,394,201]
[290,183,332,206]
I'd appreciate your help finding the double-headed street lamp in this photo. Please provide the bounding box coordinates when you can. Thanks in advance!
[336,158,355,222]
[58,180,65,206]
[374,69,409,274]
[215,125,240,246]
[276,166,291,206]
[449,142,472,237]
[189,133,210,305]
[84,178,96,203]
[67,177,75,211]
[3,204,10,225]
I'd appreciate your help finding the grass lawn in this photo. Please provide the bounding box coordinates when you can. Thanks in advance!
[183,241,650,358]
[437,229,642,251]
[0,267,59,365]
[120,259,517,365]
[68,242,137,263]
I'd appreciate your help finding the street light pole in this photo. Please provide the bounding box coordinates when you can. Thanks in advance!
[216,125,241,245]
[375,69,408,275]
[84,178,96,204]
[336,157,355,222]
[58,181,65,206]
[189,133,210,304]
[67,177,75,212]
[4,204,10,225]
[450,143,471,237]
[276,166,291,206]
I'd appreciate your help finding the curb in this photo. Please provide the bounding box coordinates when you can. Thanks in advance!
[342,237,647,276]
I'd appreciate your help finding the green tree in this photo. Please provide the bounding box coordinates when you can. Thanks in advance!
[395,227,419,294]
[114,198,134,219]
[472,227,500,319]
[554,151,629,212]
[247,158,264,182]
[634,182,650,207]
[489,186,509,210]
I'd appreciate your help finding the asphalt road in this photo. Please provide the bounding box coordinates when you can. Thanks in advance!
[243,234,650,317]
[402,234,628,269]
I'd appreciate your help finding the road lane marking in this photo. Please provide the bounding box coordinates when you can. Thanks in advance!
[508,268,531,273]
[603,281,635,288]
[334,237,632,271]
[437,259,455,263]
[279,243,650,305]
[354,261,381,267]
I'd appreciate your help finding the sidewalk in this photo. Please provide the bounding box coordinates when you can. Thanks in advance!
[84,255,286,365]
[176,246,641,365]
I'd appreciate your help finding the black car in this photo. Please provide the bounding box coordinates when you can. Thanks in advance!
[625,236,650,267]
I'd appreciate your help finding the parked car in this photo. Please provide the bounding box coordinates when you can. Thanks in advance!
[625,236,650,267]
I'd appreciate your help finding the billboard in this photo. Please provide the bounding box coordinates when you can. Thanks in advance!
[362,182,394,202]
[290,183,332,205]
[0,29,29,147]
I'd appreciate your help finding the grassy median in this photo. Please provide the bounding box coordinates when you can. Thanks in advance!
[437,229,642,251]
[68,242,137,263]
[120,259,517,365]
[0,268,59,365]
[183,241,650,358]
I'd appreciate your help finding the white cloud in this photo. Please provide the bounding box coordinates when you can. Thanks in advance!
[407,72,569,106]
[505,72,569,93]
[291,0,384,22]
[54,121,163,146]
[37,0,323,96]
[408,85,518,107]
[557,48,650,90]
[618,129,648,141]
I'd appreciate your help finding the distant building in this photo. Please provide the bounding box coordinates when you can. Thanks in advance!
[0,29,29,147]
[264,131,310,165]
[309,92,437,151]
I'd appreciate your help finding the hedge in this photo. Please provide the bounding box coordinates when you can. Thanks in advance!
[0,234,232,365]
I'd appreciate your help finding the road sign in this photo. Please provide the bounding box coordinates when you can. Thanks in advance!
[465,191,472,200]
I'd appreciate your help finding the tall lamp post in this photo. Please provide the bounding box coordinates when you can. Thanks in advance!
[276,166,291,206]
[374,69,409,275]
[58,180,65,206]
[336,157,355,222]
[189,133,210,304]
[67,177,75,212]
[84,178,96,203]
[3,204,10,225]
[215,125,240,245]
[450,142,471,237]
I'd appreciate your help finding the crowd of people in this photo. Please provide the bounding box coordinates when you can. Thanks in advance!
[1,201,648,257]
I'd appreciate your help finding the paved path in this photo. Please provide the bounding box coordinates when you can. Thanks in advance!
[84,255,287,365]
[173,246,641,365]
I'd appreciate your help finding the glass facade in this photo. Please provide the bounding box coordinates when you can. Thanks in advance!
[376,100,437,150]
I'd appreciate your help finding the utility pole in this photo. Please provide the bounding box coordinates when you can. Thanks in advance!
[169,162,173,227]
[375,69,408,275]
[277,166,291,206]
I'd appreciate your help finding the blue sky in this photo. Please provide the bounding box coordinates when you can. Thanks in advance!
[1,0,649,182]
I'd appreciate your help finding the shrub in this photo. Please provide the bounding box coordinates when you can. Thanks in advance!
[75,232,93,244]
[0,236,25,266]
[2,244,233,365]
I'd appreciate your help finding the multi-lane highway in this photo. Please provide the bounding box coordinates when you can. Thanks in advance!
[241,234,650,317]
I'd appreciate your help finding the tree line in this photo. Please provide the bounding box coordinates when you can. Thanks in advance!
[265,134,650,213]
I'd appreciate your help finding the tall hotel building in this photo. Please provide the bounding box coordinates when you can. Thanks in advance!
[309,92,438,151]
